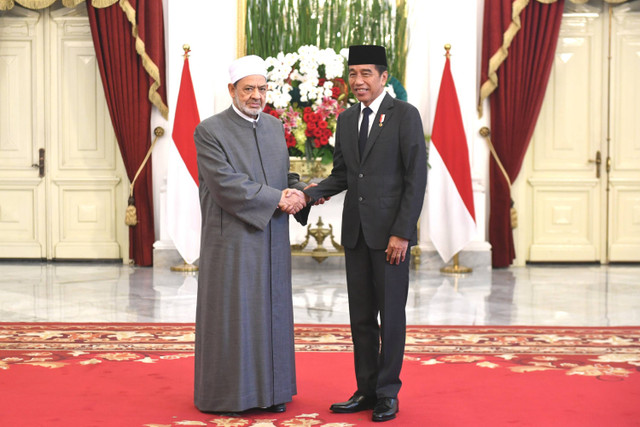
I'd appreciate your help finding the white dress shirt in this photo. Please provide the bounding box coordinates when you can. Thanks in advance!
[357,90,387,137]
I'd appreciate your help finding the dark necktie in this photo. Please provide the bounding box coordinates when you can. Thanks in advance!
[358,106,372,158]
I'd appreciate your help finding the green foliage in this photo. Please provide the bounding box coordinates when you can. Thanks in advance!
[245,0,407,85]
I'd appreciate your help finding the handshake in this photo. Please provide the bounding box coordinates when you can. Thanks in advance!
[278,189,307,214]
[278,184,327,214]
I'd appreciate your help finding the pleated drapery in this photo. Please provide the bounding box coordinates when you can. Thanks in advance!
[479,0,564,267]
[87,0,167,265]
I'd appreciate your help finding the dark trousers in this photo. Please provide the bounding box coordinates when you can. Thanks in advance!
[344,229,410,399]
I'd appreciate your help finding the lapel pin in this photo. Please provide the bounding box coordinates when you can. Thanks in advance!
[379,114,385,127]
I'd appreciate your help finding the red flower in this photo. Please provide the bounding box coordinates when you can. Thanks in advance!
[313,128,323,138]
[303,106,312,114]
[305,112,319,123]
[285,132,297,148]
[331,86,342,99]
[318,120,328,129]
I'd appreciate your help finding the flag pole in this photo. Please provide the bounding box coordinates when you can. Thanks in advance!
[171,44,199,273]
[437,43,472,276]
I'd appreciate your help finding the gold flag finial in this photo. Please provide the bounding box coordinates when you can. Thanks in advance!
[444,44,451,58]
[183,44,191,58]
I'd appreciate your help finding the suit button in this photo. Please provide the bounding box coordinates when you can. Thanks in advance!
[358,173,364,178]
[358,196,363,202]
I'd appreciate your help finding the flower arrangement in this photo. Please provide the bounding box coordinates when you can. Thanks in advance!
[263,45,352,164]
[264,45,398,164]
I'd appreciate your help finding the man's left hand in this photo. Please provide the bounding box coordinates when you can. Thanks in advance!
[385,236,409,265]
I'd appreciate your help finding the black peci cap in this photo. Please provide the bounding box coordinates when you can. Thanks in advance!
[348,45,387,67]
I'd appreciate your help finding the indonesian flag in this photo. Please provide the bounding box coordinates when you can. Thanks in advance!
[167,54,201,264]
[428,54,476,262]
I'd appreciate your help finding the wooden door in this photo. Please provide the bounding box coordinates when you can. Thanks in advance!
[518,1,640,263]
[608,4,640,261]
[0,7,47,258]
[0,5,128,261]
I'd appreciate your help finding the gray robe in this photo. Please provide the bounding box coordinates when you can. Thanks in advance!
[193,106,306,412]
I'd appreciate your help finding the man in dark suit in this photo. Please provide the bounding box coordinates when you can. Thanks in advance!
[303,45,427,422]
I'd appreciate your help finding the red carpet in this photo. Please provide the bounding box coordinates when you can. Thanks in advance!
[1,323,639,426]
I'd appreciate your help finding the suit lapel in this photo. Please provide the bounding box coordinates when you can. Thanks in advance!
[361,94,395,163]
[343,106,361,163]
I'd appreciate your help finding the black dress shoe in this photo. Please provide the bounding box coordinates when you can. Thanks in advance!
[372,397,399,422]
[264,403,286,413]
[330,393,376,413]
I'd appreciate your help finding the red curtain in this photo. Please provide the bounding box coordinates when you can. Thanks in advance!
[87,0,167,266]
[480,0,564,267]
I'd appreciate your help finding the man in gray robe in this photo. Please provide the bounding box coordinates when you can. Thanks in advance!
[193,55,309,413]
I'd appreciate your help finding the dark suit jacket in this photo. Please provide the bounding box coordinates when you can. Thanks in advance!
[305,93,427,250]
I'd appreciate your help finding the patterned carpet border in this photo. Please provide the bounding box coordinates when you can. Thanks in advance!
[0,323,195,353]
[1,323,639,357]
[2,323,639,426]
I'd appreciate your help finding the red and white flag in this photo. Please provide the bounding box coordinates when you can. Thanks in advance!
[428,54,476,262]
[167,54,201,264]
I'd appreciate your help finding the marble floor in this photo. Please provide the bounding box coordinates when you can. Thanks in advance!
[0,260,639,327]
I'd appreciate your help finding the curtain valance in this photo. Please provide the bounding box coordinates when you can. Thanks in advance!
[1,0,116,9]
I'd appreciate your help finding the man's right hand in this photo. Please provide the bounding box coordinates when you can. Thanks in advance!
[278,189,306,214]
[303,183,329,206]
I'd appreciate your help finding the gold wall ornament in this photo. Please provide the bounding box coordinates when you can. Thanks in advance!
[291,217,344,263]
[289,158,332,182]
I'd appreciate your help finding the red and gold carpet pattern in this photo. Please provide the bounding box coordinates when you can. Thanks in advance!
[1,323,639,426]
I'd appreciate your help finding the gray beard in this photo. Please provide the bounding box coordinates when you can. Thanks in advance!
[233,99,263,119]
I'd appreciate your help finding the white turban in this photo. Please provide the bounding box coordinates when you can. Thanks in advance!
[229,55,267,84]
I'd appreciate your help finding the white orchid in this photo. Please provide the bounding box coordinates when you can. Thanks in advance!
[266,45,351,110]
